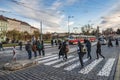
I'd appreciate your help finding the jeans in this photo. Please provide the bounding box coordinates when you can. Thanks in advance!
[27,50,32,59]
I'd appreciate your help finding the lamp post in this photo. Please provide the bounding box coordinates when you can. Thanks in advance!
[68,16,73,38]
[40,21,43,41]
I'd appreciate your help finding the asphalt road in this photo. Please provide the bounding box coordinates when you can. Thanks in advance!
[0,41,120,80]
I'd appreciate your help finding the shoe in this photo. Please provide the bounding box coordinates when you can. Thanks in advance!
[96,58,99,59]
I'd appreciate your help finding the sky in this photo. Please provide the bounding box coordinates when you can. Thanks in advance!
[0,0,120,33]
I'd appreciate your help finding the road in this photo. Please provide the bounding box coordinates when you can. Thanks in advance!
[0,41,119,80]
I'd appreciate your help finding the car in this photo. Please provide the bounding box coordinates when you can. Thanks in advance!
[99,39,107,45]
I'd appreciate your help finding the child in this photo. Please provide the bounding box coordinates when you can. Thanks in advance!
[13,46,17,62]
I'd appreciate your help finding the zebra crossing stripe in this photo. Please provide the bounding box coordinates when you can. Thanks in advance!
[38,56,58,64]
[53,57,79,68]
[44,56,74,65]
[97,58,115,76]
[79,58,103,74]
[64,58,89,71]
[35,54,57,61]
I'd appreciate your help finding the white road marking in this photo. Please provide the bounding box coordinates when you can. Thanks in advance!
[44,56,74,65]
[35,54,57,61]
[53,57,79,68]
[38,56,58,64]
[64,58,89,71]
[97,58,115,76]
[79,58,103,74]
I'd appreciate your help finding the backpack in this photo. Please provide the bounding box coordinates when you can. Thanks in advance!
[81,44,87,53]
[37,44,42,49]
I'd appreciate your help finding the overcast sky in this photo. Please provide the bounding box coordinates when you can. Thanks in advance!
[0,0,120,33]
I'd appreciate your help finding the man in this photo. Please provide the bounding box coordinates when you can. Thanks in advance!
[77,41,86,67]
[86,40,92,59]
[25,41,32,59]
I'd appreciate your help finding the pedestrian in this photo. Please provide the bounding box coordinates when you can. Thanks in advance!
[36,40,42,56]
[25,41,32,59]
[58,41,62,49]
[63,41,69,60]
[96,41,105,59]
[77,41,87,67]
[58,43,64,59]
[41,40,45,56]
[32,43,37,58]
[0,42,4,51]
[55,39,58,46]
[115,38,119,47]
[51,39,54,47]
[12,45,17,62]
[86,40,92,59]
[18,41,22,50]
[108,39,113,47]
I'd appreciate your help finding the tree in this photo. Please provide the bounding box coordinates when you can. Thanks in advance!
[43,32,52,40]
[81,24,93,35]
[33,30,40,40]
[116,28,120,34]
[6,30,19,40]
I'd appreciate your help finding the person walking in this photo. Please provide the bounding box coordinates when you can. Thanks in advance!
[41,40,45,56]
[25,41,32,59]
[108,39,113,47]
[51,39,54,47]
[115,38,119,47]
[18,41,22,50]
[12,46,17,62]
[63,41,69,60]
[32,43,37,58]
[86,40,92,59]
[0,42,4,51]
[96,41,105,59]
[77,41,87,67]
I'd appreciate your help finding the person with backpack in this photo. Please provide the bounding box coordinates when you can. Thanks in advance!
[96,41,105,59]
[86,40,92,59]
[36,40,42,56]
[77,41,87,67]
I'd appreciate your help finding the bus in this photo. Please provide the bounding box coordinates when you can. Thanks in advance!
[68,35,96,45]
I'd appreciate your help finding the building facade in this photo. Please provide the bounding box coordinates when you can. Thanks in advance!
[0,15,39,41]
[0,15,8,42]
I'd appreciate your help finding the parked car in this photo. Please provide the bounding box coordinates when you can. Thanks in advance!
[99,39,107,45]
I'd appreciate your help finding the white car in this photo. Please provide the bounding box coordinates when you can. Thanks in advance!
[99,39,107,45]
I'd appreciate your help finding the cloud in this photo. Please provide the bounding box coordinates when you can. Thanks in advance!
[99,1,120,30]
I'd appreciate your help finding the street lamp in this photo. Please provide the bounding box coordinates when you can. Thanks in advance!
[68,16,74,38]
[40,21,43,41]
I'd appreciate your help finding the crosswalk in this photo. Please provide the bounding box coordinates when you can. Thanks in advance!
[32,53,116,77]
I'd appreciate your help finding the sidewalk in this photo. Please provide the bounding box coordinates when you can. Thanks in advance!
[114,53,120,80]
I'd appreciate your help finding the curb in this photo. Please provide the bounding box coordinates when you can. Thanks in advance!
[114,53,120,80]
[3,60,38,71]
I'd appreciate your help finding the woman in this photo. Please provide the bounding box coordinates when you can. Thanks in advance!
[32,43,37,58]
[96,41,105,59]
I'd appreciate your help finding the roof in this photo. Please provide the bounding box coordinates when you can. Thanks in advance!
[0,15,7,22]
[21,21,31,26]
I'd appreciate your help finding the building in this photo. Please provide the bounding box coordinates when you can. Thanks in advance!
[0,15,39,41]
[20,21,31,34]
[0,15,8,42]
[7,18,21,31]
[30,26,39,34]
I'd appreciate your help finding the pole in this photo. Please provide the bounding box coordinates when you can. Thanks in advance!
[40,21,42,41]
[68,16,70,38]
